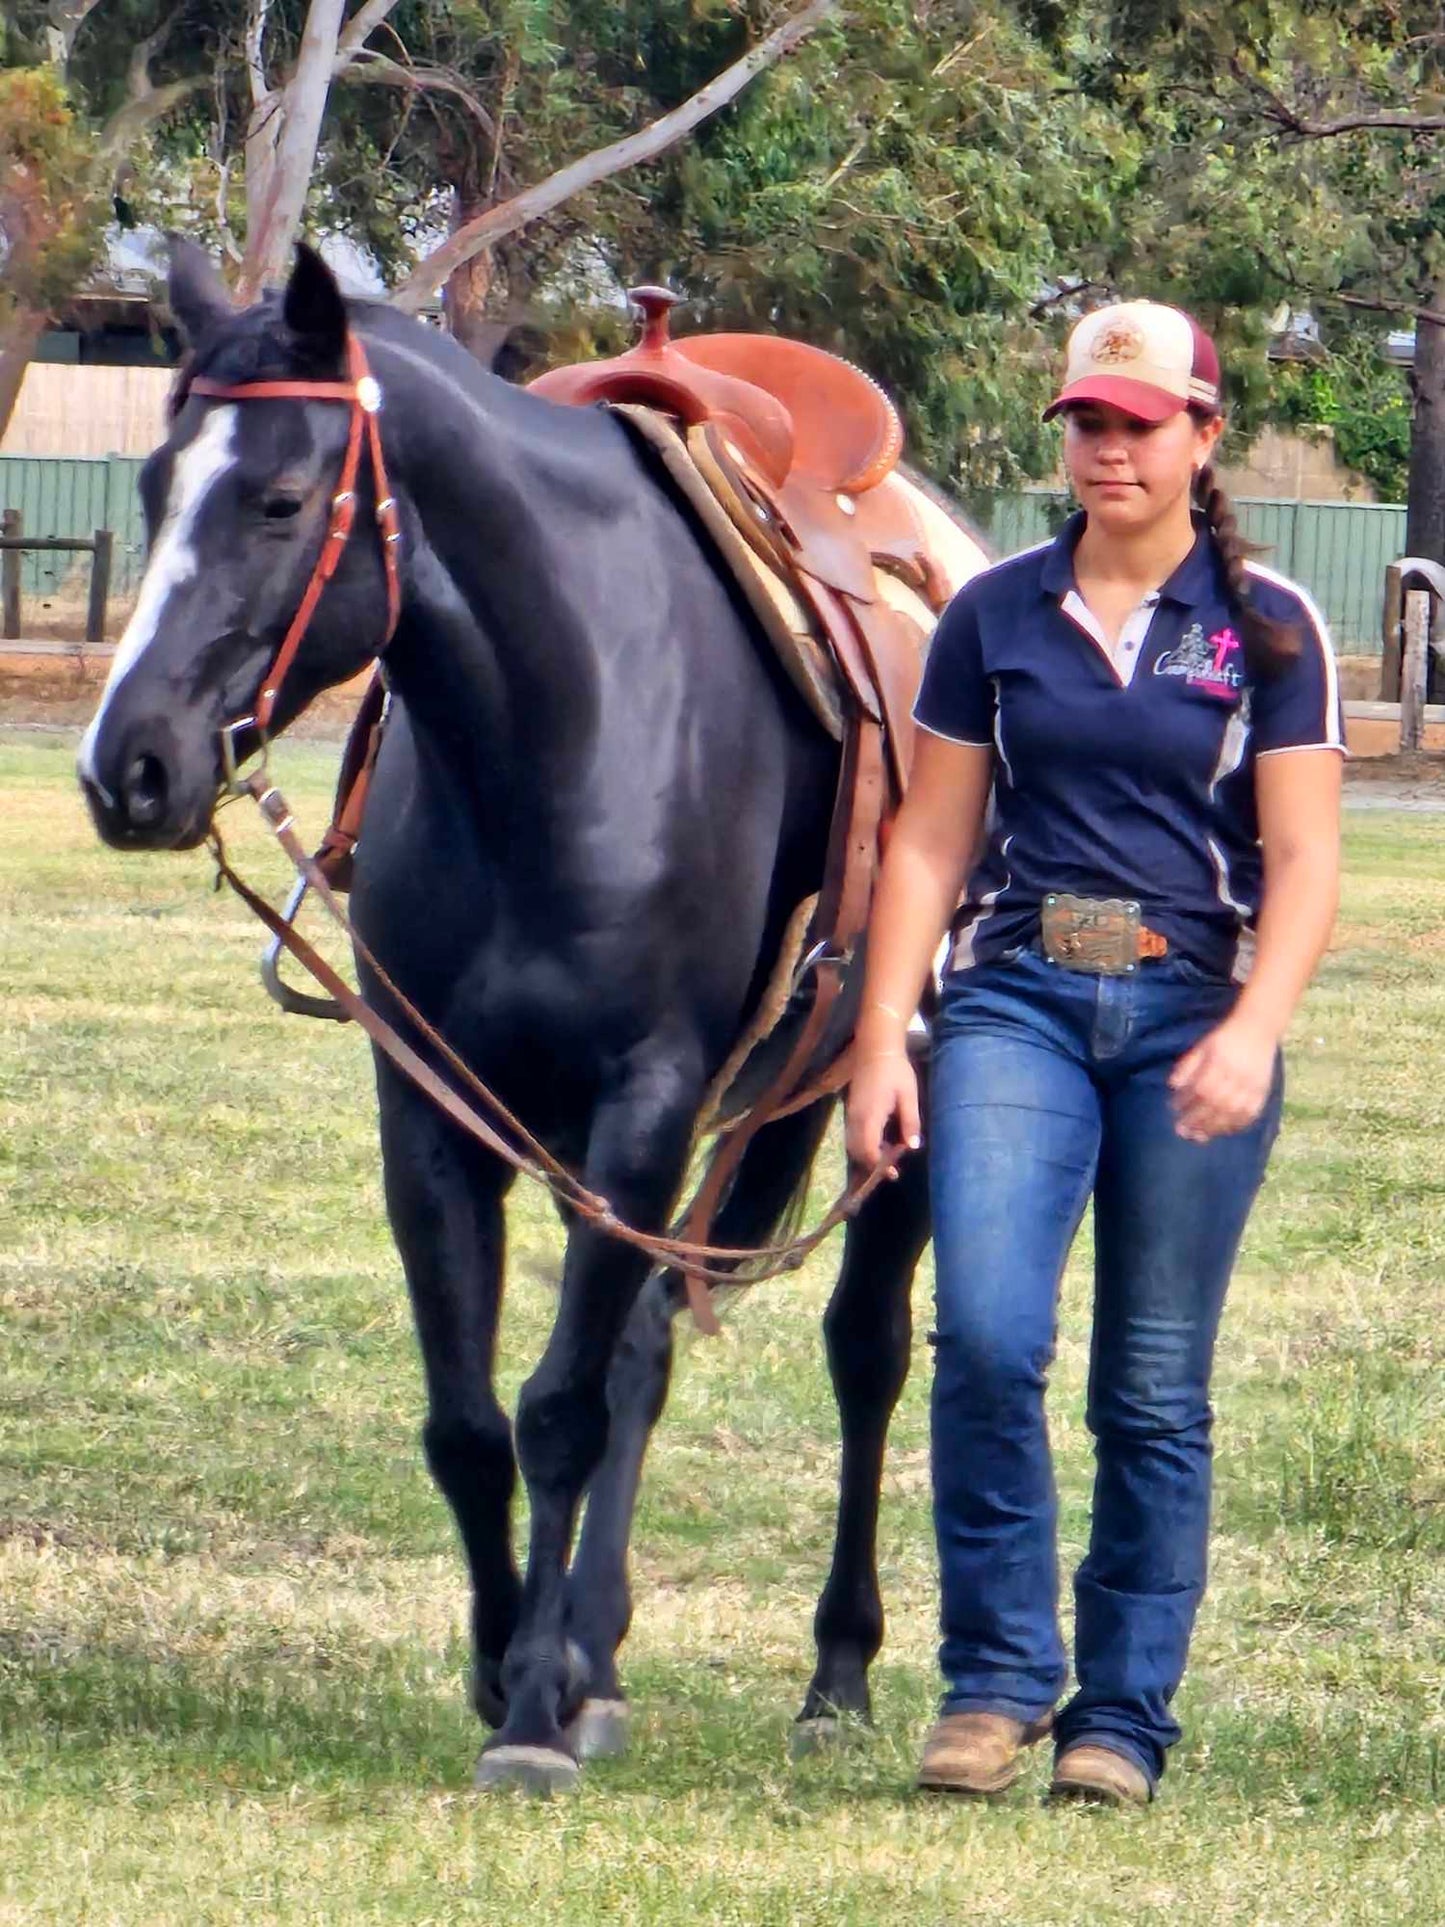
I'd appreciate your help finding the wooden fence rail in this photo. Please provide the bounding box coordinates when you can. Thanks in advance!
[0,508,113,644]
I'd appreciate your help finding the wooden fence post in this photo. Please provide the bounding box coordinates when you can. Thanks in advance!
[86,529,113,644]
[2,508,20,640]
[1401,588,1430,753]
[1381,563,1403,700]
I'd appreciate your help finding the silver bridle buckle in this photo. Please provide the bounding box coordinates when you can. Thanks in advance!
[219,714,268,795]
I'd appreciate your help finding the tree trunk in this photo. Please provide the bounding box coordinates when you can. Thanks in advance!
[441,186,502,361]
[237,0,348,301]
[1405,270,1445,564]
[1404,272,1445,702]
[0,307,46,449]
[242,94,282,274]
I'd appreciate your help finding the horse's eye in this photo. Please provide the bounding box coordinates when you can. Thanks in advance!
[263,495,303,523]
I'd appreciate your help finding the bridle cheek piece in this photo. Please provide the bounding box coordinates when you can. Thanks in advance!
[185,332,403,776]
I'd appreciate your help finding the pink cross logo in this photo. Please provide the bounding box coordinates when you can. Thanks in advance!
[1209,627,1241,678]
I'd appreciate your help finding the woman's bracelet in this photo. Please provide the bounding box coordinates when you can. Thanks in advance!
[864,999,910,1024]
[853,1046,910,1067]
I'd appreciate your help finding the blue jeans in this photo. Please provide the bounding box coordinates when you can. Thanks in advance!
[928,947,1282,1786]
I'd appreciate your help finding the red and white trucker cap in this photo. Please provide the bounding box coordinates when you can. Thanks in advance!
[1043,300,1222,423]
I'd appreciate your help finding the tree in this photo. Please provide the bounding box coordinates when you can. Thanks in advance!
[333,0,1143,500]
[385,0,840,314]
[1086,0,1445,552]
[616,0,1135,495]
[0,0,214,440]
[0,66,107,438]
[1269,327,1411,503]
[235,0,411,298]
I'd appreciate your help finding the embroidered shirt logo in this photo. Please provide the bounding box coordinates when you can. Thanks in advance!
[1153,623,1243,698]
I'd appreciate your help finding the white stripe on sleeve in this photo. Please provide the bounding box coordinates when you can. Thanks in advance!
[1243,559,1344,750]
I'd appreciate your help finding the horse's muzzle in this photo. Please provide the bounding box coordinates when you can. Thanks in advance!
[79,718,217,851]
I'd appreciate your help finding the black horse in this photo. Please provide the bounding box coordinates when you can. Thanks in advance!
[79,242,936,1792]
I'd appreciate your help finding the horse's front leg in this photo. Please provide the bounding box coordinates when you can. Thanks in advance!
[375,1061,521,1733]
[477,1062,701,1793]
[795,1136,930,1748]
[565,1103,834,1760]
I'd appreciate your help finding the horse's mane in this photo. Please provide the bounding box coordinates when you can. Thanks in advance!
[168,285,518,432]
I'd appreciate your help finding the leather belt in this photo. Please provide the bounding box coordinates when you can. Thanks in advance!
[1040,893,1169,974]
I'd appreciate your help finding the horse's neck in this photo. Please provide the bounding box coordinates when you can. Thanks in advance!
[367,331,623,802]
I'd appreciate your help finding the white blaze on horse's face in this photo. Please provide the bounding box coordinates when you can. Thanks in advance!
[77,406,239,796]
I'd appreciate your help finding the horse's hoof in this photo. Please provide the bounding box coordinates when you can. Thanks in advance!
[474,1744,581,1796]
[790,1713,870,1758]
[566,1697,631,1761]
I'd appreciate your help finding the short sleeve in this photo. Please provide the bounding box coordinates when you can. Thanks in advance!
[1250,585,1347,755]
[913,591,995,746]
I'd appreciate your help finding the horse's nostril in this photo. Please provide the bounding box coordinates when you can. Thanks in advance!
[123,752,169,827]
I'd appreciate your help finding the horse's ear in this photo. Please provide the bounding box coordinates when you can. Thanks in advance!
[283,243,348,359]
[166,237,233,346]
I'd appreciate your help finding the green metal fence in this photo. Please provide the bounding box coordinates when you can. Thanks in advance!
[981,489,1405,652]
[0,455,1408,652]
[0,455,146,606]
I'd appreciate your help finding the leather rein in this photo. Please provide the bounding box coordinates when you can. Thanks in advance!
[193,330,900,1329]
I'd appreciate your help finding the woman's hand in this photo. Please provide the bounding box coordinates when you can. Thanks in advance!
[845,1047,922,1173]
[1168,1015,1278,1143]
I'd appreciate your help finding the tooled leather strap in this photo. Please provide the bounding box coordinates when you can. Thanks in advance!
[188,333,402,735]
[675,710,890,1331]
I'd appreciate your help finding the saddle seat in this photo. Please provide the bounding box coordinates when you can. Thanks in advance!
[670,331,903,497]
[527,288,903,496]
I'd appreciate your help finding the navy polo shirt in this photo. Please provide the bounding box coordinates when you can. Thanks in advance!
[913,513,1345,977]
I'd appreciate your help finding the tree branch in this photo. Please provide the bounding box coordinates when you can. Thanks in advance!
[1229,56,1445,138]
[44,0,104,67]
[334,0,403,68]
[96,16,207,161]
[246,0,274,113]
[334,50,502,146]
[1270,107,1445,137]
[239,0,349,298]
[1029,279,1111,318]
[1256,245,1445,331]
[389,0,840,313]
[1329,289,1445,329]
[98,74,208,159]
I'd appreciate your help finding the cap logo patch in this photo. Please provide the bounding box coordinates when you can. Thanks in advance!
[1089,319,1146,366]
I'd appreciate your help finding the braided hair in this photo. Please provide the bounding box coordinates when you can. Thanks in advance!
[1192,456,1301,681]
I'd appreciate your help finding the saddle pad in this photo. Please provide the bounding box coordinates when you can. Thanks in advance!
[609,404,956,746]
[610,404,847,738]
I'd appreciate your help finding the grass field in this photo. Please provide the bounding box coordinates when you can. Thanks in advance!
[2,732,1444,1925]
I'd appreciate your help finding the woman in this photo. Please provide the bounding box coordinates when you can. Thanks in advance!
[847,300,1343,1807]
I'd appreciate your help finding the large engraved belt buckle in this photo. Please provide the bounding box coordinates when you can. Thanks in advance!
[1041,893,1144,974]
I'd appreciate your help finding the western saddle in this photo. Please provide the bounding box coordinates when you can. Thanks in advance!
[305,291,974,1324]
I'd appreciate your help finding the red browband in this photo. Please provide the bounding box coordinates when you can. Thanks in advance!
[186,332,402,736]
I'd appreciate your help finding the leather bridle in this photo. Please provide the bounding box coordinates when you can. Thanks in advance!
[183,331,403,756]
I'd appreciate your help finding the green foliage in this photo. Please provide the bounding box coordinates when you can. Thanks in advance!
[465,0,1146,498]
[1270,338,1412,502]
[1079,0,1442,513]
[0,65,106,318]
[2,0,1443,512]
